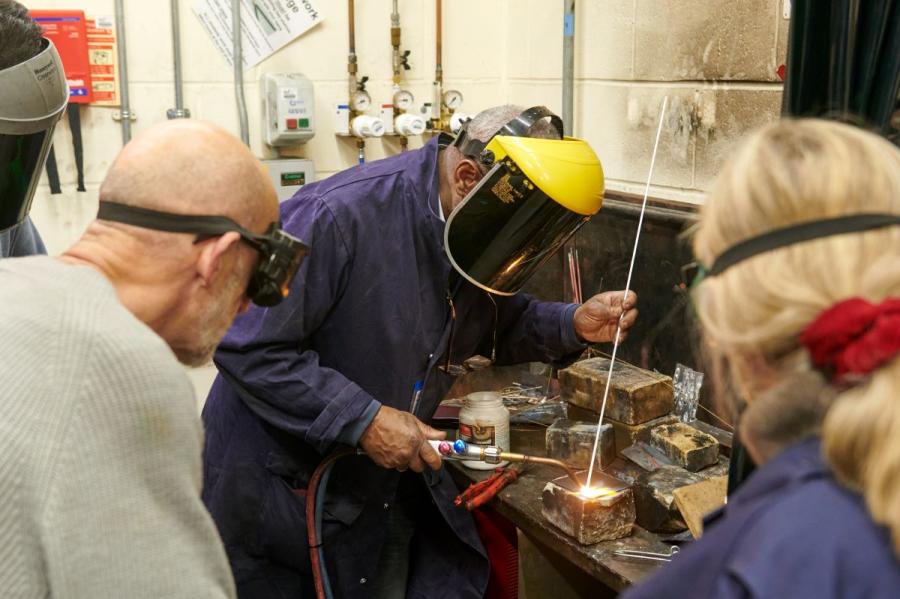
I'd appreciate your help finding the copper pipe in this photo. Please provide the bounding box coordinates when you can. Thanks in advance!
[500,452,582,489]
[391,0,402,84]
[348,0,358,98]
[348,0,356,53]
[435,0,443,84]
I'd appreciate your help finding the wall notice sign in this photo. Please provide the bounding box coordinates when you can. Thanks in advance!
[30,10,94,103]
[86,16,119,106]
[193,0,323,68]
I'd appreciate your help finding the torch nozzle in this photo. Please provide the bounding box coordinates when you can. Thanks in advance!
[501,453,583,489]
[427,440,582,488]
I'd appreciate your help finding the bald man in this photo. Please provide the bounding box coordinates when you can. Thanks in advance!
[0,120,282,598]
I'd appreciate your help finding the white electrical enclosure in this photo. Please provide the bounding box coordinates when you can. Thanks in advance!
[263,159,315,202]
[263,73,315,147]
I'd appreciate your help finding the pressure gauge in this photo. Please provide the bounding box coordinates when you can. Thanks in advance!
[442,89,463,110]
[351,90,372,112]
[393,89,415,110]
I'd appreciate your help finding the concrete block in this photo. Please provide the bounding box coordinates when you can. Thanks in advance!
[506,0,562,79]
[507,1,634,81]
[442,0,505,79]
[776,3,790,74]
[542,473,635,545]
[577,85,696,189]
[634,0,781,82]
[559,358,674,425]
[577,1,635,80]
[693,89,783,189]
[568,404,678,456]
[650,422,719,472]
[633,466,702,533]
[545,419,615,470]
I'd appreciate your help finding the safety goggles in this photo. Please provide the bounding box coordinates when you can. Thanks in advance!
[0,39,68,232]
[97,201,309,307]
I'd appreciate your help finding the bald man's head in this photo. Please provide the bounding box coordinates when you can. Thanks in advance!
[67,120,283,366]
[100,120,278,232]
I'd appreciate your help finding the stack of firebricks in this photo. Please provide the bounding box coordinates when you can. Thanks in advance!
[540,357,729,544]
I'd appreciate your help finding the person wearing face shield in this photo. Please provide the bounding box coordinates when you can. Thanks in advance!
[0,0,56,257]
[0,119,307,598]
[202,104,638,599]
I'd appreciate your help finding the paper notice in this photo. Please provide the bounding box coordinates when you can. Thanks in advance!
[193,0,323,68]
[86,15,119,106]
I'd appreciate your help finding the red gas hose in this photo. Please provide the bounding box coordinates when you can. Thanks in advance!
[306,449,355,599]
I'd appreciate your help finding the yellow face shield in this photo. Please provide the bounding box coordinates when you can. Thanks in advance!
[445,135,604,295]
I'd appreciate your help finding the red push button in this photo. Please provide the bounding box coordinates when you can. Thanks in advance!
[286,118,297,130]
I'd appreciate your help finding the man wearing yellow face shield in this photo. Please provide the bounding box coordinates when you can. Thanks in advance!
[203,105,638,599]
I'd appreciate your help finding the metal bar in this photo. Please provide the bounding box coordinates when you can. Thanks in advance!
[167,0,190,119]
[114,0,132,144]
[232,0,250,145]
[562,0,575,136]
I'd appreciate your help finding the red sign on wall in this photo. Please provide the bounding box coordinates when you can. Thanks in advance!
[30,10,95,104]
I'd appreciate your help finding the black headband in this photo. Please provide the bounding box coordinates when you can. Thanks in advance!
[97,200,270,249]
[451,106,564,164]
[707,213,900,277]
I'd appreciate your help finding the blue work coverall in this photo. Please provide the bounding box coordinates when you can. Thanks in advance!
[0,217,46,257]
[622,437,900,598]
[202,137,587,598]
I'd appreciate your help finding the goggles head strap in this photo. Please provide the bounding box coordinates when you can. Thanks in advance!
[96,201,308,307]
[706,214,900,277]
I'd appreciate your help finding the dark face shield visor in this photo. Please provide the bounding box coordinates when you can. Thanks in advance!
[445,136,605,295]
[0,39,68,232]
[96,201,309,307]
[0,129,54,231]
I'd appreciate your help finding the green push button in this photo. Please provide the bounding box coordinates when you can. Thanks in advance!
[298,118,310,128]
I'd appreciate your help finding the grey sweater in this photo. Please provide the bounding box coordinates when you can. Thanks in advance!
[0,257,236,598]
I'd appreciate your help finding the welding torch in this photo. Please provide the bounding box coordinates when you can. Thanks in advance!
[427,439,583,488]
[309,441,583,599]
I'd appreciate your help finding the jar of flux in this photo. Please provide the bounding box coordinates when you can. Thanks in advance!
[458,391,510,470]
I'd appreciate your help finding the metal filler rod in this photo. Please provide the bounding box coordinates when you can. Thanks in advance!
[584,96,669,491]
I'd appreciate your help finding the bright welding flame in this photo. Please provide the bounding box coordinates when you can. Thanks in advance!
[578,486,614,500]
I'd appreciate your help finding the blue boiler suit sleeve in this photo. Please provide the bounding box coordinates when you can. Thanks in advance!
[493,294,587,366]
[0,217,47,257]
[213,195,381,453]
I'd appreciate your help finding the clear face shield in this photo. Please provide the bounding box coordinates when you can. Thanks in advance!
[0,39,68,233]
[444,107,606,295]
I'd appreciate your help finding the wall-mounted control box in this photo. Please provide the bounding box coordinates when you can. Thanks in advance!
[263,73,315,147]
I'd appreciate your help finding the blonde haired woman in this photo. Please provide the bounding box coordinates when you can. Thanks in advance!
[622,119,900,599]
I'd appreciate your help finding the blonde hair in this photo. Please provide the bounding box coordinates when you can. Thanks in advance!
[693,119,900,552]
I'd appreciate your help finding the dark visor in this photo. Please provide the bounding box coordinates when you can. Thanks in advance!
[445,160,589,295]
[0,129,53,232]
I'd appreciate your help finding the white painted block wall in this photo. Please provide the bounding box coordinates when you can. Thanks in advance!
[23,0,787,401]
